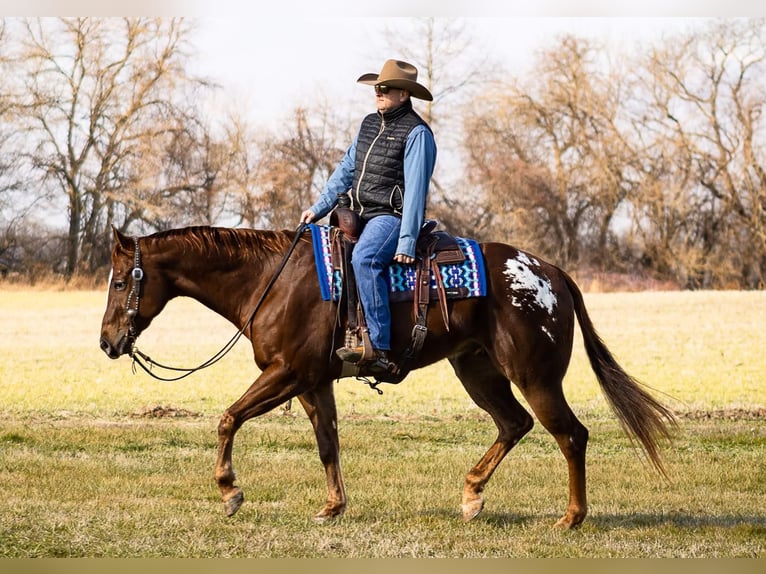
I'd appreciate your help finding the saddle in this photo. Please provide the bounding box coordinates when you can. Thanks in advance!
[329,207,465,383]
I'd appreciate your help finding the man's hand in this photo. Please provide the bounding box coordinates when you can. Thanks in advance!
[300,210,316,224]
[394,253,415,264]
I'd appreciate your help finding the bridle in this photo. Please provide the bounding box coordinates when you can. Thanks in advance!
[126,236,144,337]
[124,223,308,381]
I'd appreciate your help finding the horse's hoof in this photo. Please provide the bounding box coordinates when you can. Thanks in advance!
[553,512,584,529]
[223,489,244,517]
[313,507,344,524]
[313,513,333,524]
[553,516,573,529]
[461,497,484,522]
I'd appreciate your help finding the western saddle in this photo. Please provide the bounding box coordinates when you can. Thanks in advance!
[329,207,465,384]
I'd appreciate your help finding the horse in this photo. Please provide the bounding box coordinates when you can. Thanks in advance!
[99,224,676,529]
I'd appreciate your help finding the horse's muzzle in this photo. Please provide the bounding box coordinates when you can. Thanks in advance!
[99,334,133,359]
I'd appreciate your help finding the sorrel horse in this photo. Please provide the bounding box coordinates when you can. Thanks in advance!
[99,225,676,528]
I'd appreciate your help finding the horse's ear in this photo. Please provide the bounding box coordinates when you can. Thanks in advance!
[112,226,133,253]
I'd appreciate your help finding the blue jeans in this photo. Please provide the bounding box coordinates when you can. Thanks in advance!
[352,215,401,351]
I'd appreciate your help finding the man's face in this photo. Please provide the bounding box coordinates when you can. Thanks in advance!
[374,85,409,113]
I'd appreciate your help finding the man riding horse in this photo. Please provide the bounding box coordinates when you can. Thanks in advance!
[300,59,437,377]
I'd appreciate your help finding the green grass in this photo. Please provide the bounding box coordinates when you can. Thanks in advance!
[0,414,763,557]
[0,289,764,557]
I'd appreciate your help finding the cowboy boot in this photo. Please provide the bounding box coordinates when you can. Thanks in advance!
[366,349,399,376]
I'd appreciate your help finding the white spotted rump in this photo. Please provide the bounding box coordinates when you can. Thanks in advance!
[503,252,557,319]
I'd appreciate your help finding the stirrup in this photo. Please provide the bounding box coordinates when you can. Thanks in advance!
[366,354,399,376]
[337,328,374,364]
[336,345,364,363]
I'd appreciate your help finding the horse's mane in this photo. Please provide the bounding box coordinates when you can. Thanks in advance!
[146,226,293,260]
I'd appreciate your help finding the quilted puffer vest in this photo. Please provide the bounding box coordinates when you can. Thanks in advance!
[351,101,431,220]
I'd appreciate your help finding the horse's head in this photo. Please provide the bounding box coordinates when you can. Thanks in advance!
[99,228,168,359]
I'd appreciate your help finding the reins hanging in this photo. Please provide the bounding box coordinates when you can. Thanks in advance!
[129,223,308,382]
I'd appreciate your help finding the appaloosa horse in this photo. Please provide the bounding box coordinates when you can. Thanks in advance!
[99,225,676,528]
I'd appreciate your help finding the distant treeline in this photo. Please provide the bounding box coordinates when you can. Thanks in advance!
[0,18,764,288]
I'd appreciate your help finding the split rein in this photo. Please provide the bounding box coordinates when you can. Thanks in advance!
[127,223,308,382]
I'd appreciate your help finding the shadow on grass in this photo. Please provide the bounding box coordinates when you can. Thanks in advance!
[471,510,766,531]
[590,512,766,530]
[415,508,538,528]
[416,506,766,533]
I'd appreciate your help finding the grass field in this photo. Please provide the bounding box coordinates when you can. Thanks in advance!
[0,288,764,557]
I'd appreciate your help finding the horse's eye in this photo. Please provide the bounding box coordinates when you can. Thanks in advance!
[114,280,127,291]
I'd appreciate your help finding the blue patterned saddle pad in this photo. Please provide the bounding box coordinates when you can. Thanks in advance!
[308,223,487,302]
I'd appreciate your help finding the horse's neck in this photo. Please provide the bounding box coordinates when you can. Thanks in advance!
[161,233,279,327]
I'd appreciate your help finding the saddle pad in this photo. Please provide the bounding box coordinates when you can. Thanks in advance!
[308,223,487,302]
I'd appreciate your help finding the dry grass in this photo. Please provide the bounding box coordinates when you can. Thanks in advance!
[0,288,764,557]
[3,289,763,417]
[0,412,763,558]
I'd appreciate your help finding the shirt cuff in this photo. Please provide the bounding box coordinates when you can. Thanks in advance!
[396,237,417,258]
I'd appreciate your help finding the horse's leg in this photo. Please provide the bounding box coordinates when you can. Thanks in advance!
[296,384,347,522]
[449,346,534,522]
[519,382,589,529]
[214,363,301,517]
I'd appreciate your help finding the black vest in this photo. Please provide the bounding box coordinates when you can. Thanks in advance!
[351,102,431,220]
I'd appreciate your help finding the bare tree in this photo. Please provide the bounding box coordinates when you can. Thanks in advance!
[382,18,490,127]
[242,106,352,230]
[463,35,636,269]
[13,17,216,277]
[632,18,766,288]
[0,19,28,268]
[377,18,497,235]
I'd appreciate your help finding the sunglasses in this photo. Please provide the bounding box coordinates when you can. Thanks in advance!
[374,85,395,95]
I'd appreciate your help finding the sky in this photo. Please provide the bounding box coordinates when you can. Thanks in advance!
[3,1,763,231]
[189,16,713,127]
[6,1,764,129]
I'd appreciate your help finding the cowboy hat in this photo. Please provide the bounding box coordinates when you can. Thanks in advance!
[357,59,433,101]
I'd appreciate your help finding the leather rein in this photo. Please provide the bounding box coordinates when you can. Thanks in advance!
[126,224,308,382]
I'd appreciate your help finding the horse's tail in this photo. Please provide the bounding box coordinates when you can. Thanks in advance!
[562,271,677,476]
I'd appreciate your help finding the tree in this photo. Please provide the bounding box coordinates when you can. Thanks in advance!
[463,35,636,270]
[13,17,216,277]
[241,106,352,230]
[0,19,33,272]
[378,18,497,237]
[632,18,766,288]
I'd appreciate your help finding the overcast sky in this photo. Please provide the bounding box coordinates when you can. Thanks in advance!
[190,16,715,127]
[5,1,766,128]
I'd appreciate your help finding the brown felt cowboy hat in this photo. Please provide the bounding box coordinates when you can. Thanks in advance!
[357,59,433,101]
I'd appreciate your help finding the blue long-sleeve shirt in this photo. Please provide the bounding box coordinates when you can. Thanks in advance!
[308,123,437,258]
